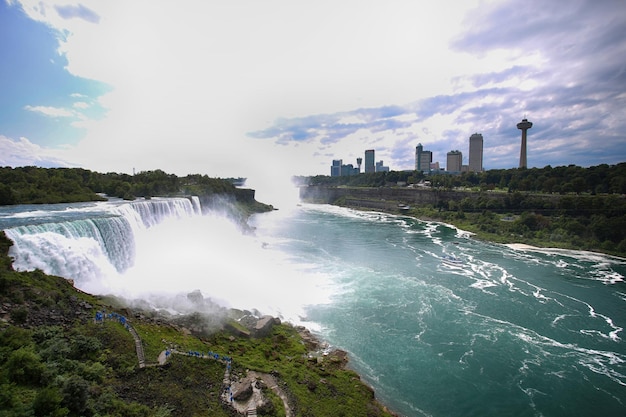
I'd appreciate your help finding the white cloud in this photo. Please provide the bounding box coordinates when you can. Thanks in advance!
[0,135,72,167]
[11,0,493,177]
[9,0,626,178]
[24,105,74,118]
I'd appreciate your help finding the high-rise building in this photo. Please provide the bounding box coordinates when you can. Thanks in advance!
[415,144,422,171]
[469,133,483,172]
[447,150,463,172]
[341,164,358,176]
[364,150,375,173]
[415,143,432,172]
[331,159,359,176]
[375,161,389,172]
[517,118,533,169]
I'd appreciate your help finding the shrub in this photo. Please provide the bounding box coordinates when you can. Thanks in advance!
[6,347,45,386]
[33,387,68,417]
[10,307,28,324]
[61,375,90,415]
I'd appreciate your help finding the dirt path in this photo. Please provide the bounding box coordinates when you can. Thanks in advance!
[247,371,294,417]
[100,312,292,416]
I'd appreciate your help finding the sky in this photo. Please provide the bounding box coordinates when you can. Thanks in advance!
[1,0,625,185]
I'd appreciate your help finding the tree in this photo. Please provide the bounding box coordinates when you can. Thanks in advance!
[571,177,587,194]
[62,375,90,415]
[6,347,45,385]
[0,183,16,205]
[33,387,68,417]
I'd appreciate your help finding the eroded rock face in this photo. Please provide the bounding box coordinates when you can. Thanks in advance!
[232,378,254,401]
[253,315,281,338]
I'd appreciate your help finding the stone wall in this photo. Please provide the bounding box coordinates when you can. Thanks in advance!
[299,185,499,206]
[299,185,562,211]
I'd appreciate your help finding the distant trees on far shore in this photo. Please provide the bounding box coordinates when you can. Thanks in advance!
[298,162,626,256]
[0,167,240,205]
[299,162,626,195]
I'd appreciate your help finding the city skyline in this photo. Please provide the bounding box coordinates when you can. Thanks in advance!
[331,128,489,176]
[1,0,625,186]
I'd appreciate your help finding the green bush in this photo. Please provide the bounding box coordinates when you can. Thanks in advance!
[10,307,28,324]
[33,387,68,417]
[61,375,90,415]
[7,348,45,386]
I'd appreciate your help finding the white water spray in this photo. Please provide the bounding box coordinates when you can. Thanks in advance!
[3,197,332,325]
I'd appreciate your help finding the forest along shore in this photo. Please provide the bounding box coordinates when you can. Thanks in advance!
[298,184,626,258]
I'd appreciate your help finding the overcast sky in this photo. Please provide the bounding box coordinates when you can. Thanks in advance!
[1,0,625,183]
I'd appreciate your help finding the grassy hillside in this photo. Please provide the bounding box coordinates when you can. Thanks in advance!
[0,232,396,417]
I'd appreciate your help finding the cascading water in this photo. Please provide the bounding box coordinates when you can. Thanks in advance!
[1,197,333,322]
[3,198,198,289]
[191,196,201,215]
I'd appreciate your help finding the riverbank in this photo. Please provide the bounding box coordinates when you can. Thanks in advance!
[299,185,625,258]
[0,230,399,417]
[330,201,626,261]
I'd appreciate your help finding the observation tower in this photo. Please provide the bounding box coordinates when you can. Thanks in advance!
[517,118,533,168]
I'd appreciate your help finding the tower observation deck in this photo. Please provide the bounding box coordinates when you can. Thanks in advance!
[517,118,533,168]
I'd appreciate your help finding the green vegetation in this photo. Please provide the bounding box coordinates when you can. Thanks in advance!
[333,193,626,257]
[404,204,626,256]
[0,232,396,417]
[299,163,626,257]
[299,163,626,195]
[0,167,252,204]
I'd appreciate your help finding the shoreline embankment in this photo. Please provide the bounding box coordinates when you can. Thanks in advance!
[297,184,626,260]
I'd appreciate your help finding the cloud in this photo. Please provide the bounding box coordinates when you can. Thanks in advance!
[24,105,75,118]
[54,4,100,23]
[5,0,626,178]
[0,135,73,167]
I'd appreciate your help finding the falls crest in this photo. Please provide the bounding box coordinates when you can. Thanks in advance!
[4,198,198,284]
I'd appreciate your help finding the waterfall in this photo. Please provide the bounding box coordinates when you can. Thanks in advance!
[4,197,200,287]
[191,196,201,215]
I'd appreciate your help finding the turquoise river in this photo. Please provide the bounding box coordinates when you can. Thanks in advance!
[1,197,625,416]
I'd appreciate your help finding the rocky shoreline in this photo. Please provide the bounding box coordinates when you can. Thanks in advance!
[294,325,402,417]
[110,290,401,416]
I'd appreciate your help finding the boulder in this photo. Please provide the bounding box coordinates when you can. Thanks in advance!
[253,315,280,338]
[232,379,253,401]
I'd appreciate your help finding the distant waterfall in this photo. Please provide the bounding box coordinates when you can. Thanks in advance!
[191,196,202,215]
[4,197,200,285]
[113,198,197,229]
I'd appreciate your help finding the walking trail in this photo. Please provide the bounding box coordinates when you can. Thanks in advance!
[96,311,292,416]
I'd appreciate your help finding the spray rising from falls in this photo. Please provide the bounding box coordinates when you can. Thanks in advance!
[3,198,331,323]
[5,198,197,279]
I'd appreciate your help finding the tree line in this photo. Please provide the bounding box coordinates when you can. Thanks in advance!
[298,162,626,256]
[0,167,240,205]
[300,162,626,195]
[435,192,626,255]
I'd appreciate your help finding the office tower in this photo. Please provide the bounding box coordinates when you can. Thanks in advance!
[356,157,362,173]
[415,143,432,172]
[517,118,533,169]
[447,150,462,172]
[415,144,422,171]
[331,159,342,177]
[376,161,389,172]
[341,164,357,176]
[469,133,483,172]
[365,150,375,173]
